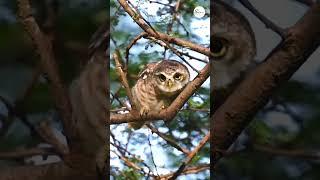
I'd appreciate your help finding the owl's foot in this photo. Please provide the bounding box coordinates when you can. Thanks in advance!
[140,106,150,118]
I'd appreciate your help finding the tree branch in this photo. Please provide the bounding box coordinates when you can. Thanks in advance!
[238,0,286,38]
[113,50,137,110]
[253,144,320,160]
[17,0,75,143]
[159,164,209,179]
[146,124,190,154]
[117,0,212,57]
[212,2,320,165]
[169,131,210,180]
[110,62,210,124]
[0,147,56,159]
[293,0,315,6]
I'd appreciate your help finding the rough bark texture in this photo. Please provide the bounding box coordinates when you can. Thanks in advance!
[212,3,320,164]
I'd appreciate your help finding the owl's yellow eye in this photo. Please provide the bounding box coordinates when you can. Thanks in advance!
[158,74,166,82]
[212,38,227,58]
[174,73,183,81]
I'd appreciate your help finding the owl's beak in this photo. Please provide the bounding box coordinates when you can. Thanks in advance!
[166,80,173,88]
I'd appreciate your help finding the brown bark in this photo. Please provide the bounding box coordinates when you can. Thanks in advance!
[212,3,320,164]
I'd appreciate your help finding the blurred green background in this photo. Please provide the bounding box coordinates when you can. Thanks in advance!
[0,0,107,166]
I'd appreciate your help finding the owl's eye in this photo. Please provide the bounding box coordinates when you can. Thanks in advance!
[158,74,166,82]
[212,38,227,58]
[174,73,183,81]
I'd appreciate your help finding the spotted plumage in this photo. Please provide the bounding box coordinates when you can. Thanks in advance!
[129,60,190,129]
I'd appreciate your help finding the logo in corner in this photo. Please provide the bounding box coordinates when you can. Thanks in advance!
[193,6,205,18]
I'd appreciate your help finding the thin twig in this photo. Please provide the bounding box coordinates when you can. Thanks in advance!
[117,0,212,57]
[148,0,174,7]
[293,0,315,6]
[146,124,190,154]
[160,164,210,179]
[169,131,210,180]
[147,135,160,177]
[253,144,320,160]
[0,147,57,159]
[238,0,286,38]
[125,32,148,68]
[126,0,200,73]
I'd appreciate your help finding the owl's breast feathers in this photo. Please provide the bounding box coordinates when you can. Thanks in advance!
[132,76,167,112]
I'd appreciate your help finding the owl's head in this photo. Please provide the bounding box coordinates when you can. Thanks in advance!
[152,60,190,96]
[212,0,256,89]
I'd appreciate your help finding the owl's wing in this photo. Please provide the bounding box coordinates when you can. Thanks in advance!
[138,61,162,79]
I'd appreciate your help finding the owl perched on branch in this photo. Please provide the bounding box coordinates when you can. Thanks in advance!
[129,60,190,129]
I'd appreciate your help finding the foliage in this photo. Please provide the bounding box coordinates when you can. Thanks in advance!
[0,0,107,173]
[110,0,210,178]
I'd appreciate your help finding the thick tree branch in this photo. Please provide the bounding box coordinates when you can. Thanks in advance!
[212,3,320,165]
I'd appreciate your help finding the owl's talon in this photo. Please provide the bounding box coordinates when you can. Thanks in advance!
[140,107,150,118]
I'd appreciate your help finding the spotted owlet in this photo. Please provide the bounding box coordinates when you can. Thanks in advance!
[129,60,190,129]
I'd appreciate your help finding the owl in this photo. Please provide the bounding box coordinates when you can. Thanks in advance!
[129,60,190,129]
[211,0,256,110]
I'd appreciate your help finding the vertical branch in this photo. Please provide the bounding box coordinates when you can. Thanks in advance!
[17,0,75,142]
[113,50,137,110]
